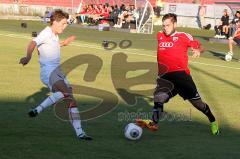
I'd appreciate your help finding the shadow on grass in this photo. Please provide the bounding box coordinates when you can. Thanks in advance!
[1,63,239,159]
[0,79,240,159]
[208,50,226,60]
[194,35,210,41]
[0,96,239,159]
[25,87,49,105]
[189,64,240,90]
[207,50,240,61]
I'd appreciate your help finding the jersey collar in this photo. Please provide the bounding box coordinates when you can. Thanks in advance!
[170,31,177,37]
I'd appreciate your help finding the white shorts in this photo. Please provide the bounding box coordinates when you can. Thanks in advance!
[40,66,70,91]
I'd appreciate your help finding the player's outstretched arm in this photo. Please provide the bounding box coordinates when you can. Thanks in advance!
[60,35,76,47]
[19,41,37,66]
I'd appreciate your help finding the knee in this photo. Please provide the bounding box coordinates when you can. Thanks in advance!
[190,99,206,109]
[63,95,77,108]
[154,92,169,103]
[52,91,77,109]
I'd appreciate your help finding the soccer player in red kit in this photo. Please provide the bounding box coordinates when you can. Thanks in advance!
[136,13,220,135]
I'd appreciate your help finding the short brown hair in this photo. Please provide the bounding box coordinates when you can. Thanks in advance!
[162,13,177,23]
[50,9,69,25]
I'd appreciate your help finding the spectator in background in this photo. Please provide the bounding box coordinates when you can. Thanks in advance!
[76,5,87,24]
[128,5,136,22]
[155,0,164,17]
[214,9,229,38]
[86,4,94,24]
[115,4,127,28]
[198,5,206,29]
[112,5,120,27]
[221,9,230,37]
[227,20,240,60]
[91,4,101,21]
[43,11,52,23]
[229,11,240,38]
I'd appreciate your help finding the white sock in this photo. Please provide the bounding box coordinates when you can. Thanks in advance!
[35,92,64,113]
[68,107,84,136]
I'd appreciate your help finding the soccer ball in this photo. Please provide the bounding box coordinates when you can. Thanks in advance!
[124,123,143,140]
[225,54,232,61]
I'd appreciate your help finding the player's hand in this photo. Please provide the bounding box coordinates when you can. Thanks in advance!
[191,49,201,58]
[62,35,76,46]
[19,57,31,66]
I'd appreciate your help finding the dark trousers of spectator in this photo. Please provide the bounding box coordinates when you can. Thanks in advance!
[86,17,95,24]
[214,25,223,35]
[113,15,118,25]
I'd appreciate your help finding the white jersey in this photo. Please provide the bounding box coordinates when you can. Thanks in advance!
[33,26,61,86]
[33,26,60,68]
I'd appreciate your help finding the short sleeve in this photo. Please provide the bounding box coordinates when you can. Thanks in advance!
[184,33,200,49]
[33,28,51,46]
[189,40,200,49]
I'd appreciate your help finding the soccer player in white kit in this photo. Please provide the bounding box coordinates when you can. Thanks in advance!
[19,9,92,140]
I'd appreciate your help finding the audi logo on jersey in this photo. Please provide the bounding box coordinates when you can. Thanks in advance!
[159,42,174,48]
[159,42,173,47]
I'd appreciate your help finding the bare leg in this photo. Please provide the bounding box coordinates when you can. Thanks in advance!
[52,80,92,140]
[189,99,216,123]
[228,38,236,54]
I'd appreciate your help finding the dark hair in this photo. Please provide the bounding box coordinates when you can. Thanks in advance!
[50,9,69,25]
[162,13,177,23]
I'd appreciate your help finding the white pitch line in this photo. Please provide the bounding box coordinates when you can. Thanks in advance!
[190,61,240,70]
[0,33,31,39]
[70,42,157,58]
[139,39,155,41]
[1,32,240,70]
[70,42,240,70]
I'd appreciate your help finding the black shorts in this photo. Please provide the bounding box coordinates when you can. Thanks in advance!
[154,71,201,101]
[233,37,240,45]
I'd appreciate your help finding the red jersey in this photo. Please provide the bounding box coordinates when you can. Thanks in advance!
[92,9,100,14]
[157,31,200,75]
